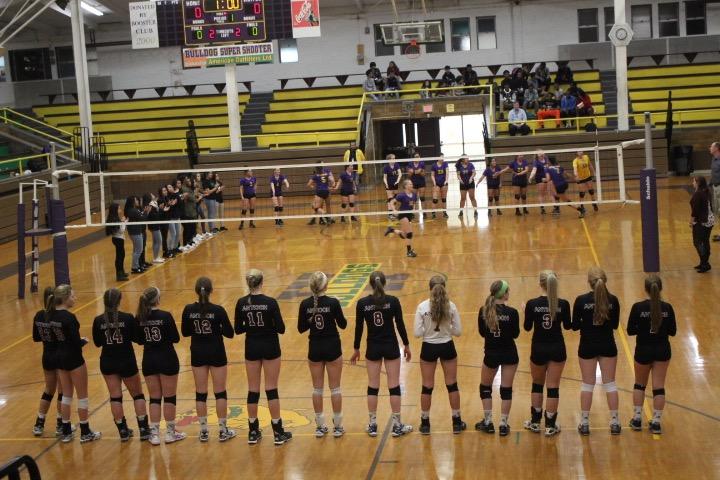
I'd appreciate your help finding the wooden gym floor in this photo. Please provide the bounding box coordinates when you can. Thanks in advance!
[0,177,718,479]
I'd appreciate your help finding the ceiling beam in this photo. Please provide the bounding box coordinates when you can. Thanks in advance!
[354,0,364,10]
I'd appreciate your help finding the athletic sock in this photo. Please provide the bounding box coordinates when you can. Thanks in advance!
[62,421,71,435]
[368,412,377,425]
[581,411,590,426]
[610,410,619,425]
[406,245,412,253]
[37,413,45,420]
[633,406,642,420]
[199,416,208,432]
[115,418,125,433]
[653,410,663,422]
[391,413,401,427]
[500,414,508,426]
[315,413,325,428]
[451,409,461,418]
[420,410,429,420]
[248,417,257,423]
[271,418,280,425]
[80,421,90,435]
[218,418,227,430]
[167,421,176,433]
[333,412,343,428]
[484,410,492,424]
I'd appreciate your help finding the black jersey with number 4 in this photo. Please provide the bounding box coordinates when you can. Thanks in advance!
[478,304,520,350]
[181,302,234,349]
[297,295,347,338]
[135,309,180,349]
[571,291,620,342]
[354,295,410,349]
[627,300,677,346]
[234,294,286,337]
[92,312,137,358]
[523,296,572,343]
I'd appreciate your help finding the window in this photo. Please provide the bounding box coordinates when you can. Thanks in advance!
[279,39,298,63]
[685,1,706,35]
[55,46,75,78]
[577,8,599,43]
[631,4,653,39]
[9,48,52,81]
[374,24,395,57]
[450,17,470,52]
[425,19,446,53]
[604,6,614,41]
[658,3,679,37]
[476,16,496,49]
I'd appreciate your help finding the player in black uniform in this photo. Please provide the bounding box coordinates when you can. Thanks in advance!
[32,287,64,437]
[522,271,571,436]
[234,269,293,445]
[181,277,236,443]
[135,286,185,445]
[627,274,676,434]
[92,288,149,441]
[297,271,348,438]
[572,267,621,435]
[476,280,520,436]
[46,285,101,444]
[350,271,412,438]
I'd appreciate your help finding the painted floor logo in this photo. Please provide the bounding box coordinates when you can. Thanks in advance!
[175,405,311,430]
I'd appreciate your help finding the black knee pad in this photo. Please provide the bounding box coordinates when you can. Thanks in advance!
[247,391,260,404]
[446,383,459,393]
[421,385,434,395]
[514,194,520,200]
[367,386,380,396]
[547,388,559,399]
[441,198,446,203]
[520,194,527,200]
[499,387,513,400]
[389,386,401,396]
[652,388,665,397]
[41,392,54,402]
[149,397,162,405]
[349,203,354,207]
[588,189,595,195]
[406,232,413,239]
[249,209,255,214]
[163,396,176,405]
[531,383,544,394]
[274,206,280,212]
[432,199,438,204]
[241,209,247,215]
[132,393,146,402]
[420,196,426,202]
[487,196,494,203]
[579,192,586,198]
[479,384,492,399]
[196,392,208,402]
[110,396,123,404]
[214,391,227,400]
[494,196,499,202]
[554,196,560,201]
[633,383,646,391]
[341,203,347,209]
[279,206,284,212]
[265,389,278,401]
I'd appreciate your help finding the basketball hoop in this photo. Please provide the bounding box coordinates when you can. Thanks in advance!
[404,40,421,60]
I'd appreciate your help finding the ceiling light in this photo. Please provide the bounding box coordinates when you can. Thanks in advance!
[81,2,104,16]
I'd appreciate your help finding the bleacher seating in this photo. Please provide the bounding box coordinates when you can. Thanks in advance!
[33,94,249,159]
[628,63,720,127]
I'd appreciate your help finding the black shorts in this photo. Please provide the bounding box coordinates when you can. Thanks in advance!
[243,193,257,200]
[340,188,355,197]
[245,336,281,361]
[308,337,342,363]
[397,212,414,222]
[41,348,59,371]
[100,355,139,378]
[459,183,475,191]
[315,191,330,200]
[554,183,568,194]
[535,176,547,185]
[634,343,671,365]
[435,181,446,188]
[411,178,426,189]
[142,348,180,376]
[57,349,85,371]
[487,182,500,190]
[420,341,457,362]
[512,176,528,188]
[530,342,567,365]
[386,186,398,192]
[577,177,593,184]
[483,348,519,369]
[190,347,228,368]
[272,191,283,198]
[365,342,400,361]
[578,341,618,360]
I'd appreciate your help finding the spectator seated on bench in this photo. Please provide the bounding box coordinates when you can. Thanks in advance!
[420,80,432,99]
[369,62,385,91]
[463,64,480,94]
[536,92,561,128]
[363,70,380,101]
[560,90,577,127]
[523,83,539,112]
[555,63,574,86]
[534,62,551,91]
[508,101,531,136]
[438,65,456,95]
[576,88,595,116]
[385,71,402,98]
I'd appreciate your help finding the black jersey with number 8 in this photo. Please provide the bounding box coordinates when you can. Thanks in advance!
[354,295,409,349]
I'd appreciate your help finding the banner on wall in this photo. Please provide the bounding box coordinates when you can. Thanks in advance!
[291,0,321,38]
[129,1,159,49]
[182,43,275,69]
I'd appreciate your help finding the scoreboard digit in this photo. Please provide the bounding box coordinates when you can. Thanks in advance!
[182,0,266,46]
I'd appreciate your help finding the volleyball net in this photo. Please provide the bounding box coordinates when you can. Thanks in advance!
[66,140,642,230]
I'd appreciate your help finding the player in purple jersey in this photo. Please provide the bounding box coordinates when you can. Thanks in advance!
[430,154,449,219]
[383,154,403,218]
[545,158,584,218]
[307,165,335,226]
[407,153,428,219]
[334,164,359,223]
[270,168,290,226]
[385,180,418,257]
[478,158,504,216]
[456,155,478,218]
[529,150,551,215]
[239,169,257,229]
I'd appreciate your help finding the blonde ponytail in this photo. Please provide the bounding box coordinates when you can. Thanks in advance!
[429,275,449,331]
[539,271,558,323]
[484,280,508,333]
[645,274,663,332]
[588,267,609,325]
[370,271,386,308]
[308,271,328,320]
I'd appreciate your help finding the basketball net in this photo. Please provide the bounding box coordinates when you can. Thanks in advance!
[404,40,420,60]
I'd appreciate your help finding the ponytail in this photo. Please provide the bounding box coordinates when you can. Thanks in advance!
[370,271,386,308]
[245,269,264,306]
[429,275,449,331]
[645,274,663,332]
[539,271,558,323]
[136,287,160,325]
[102,288,122,330]
[195,277,212,318]
[308,272,328,321]
[484,280,508,333]
[44,291,55,322]
[45,285,72,321]
[588,267,609,325]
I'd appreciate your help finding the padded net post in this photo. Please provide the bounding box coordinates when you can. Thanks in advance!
[30,198,40,293]
[17,203,25,299]
[49,199,70,286]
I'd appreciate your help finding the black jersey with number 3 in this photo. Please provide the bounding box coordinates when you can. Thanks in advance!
[523,296,572,343]
[181,302,233,349]
[478,304,520,351]
[297,295,347,338]
[234,294,286,337]
[92,312,137,358]
[354,295,410,349]
[135,309,180,349]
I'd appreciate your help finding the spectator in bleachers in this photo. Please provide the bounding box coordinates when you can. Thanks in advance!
[536,92,561,128]
[534,63,551,91]
[363,70,380,101]
[508,102,531,136]
[186,120,199,167]
[555,63,574,86]
[387,61,401,77]
[385,71,402,98]
[369,62,384,91]
[500,70,512,90]
[509,70,528,104]
[576,88,594,116]
[523,83,539,112]
[420,80,432,99]
[560,90,577,127]
[463,64,480,94]
[438,66,456,95]
[453,75,465,96]
[500,87,516,115]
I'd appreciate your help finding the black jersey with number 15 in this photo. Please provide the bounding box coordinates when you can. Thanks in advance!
[297,295,347,338]
[234,294,286,337]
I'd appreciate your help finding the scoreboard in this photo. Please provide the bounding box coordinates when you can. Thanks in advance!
[182,0,266,46]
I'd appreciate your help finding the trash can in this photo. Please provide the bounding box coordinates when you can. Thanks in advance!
[672,145,693,175]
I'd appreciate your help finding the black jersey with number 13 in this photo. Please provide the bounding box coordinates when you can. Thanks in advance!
[135,310,180,349]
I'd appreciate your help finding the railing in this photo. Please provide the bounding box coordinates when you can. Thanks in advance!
[0,455,42,480]
[0,108,74,145]
[0,149,72,176]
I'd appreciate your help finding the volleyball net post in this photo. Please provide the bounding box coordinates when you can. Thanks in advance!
[640,111,660,273]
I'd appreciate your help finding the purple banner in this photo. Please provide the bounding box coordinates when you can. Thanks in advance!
[640,169,660,272]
